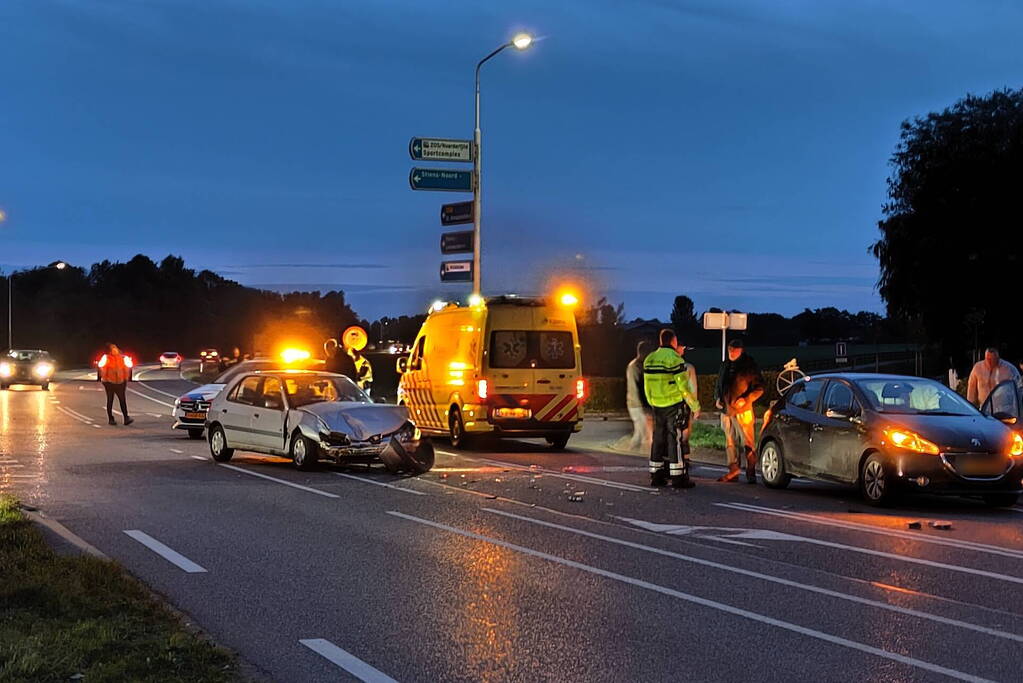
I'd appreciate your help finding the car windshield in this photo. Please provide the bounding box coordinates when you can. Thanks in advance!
[854,378,977,416]
[211,359,324,384]
[283,375,368,407]
[7,350,49,362]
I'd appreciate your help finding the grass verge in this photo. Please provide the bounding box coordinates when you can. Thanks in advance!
[0,496,237,682]
[690,421,726,450]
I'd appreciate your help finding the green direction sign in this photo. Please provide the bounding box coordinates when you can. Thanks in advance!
[409,137,473,162]
[409,168,473,192]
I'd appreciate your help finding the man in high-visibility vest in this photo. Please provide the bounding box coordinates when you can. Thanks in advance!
[643,328,700,488]
[97,343,134,426]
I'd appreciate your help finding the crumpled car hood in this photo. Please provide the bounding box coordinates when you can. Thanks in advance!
[300,402,410,441]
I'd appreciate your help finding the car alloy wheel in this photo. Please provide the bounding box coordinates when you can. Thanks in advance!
[759,441,790,489]
[862,457,887,503]
[209,426,233,462]
[211,430,224,455]
[292,434,318,471]
[293,438,307,466]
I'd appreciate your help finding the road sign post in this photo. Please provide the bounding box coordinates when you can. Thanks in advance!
[440,260,473,282]
[441,231,474,254]
[409,137,473,162]
[703,311,748,361]
[409,168,473,192]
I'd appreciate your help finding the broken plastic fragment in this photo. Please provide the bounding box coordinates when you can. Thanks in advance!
[929,521,952,530]
[907,521,921,529]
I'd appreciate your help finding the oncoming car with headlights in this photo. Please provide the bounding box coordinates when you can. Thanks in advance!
[758,373,1023,507]
[205,370,433,473]
[1,349,56,390]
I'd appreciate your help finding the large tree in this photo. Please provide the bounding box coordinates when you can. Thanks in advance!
[872,88,1023,361]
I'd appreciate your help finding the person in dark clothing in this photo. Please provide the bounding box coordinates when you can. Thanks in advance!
[715,338,764,483]
[323,338,356,378]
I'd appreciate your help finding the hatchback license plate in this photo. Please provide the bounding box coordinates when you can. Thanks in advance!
[958,456,1004,476]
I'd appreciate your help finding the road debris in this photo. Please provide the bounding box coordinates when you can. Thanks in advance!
[568,491,585,502]
[529,464,542,472]
[929,521,953,530]
[907,521,922,529]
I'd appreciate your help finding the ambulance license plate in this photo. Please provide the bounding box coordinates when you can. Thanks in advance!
[494,408,531,419]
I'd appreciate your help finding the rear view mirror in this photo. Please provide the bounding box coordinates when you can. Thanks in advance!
[396,356,409,374]
[993,411,1017,425]
[825,408,853,420]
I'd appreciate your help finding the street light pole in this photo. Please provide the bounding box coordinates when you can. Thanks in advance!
[472,33,533,299]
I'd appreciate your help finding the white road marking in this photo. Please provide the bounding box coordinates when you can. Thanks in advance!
[0,463,24,468]
[92,424,102,429]
[438,450,651,493]
[6,474,39,479]
[56,406,92,425]
[169,448,183,454]
[148,413,162,418]
[218,464,339,498]
[333,472,427,495]
[299,638,397,682]
[133,379,180,399]
[49,399,60,404]
[61,406,94,422]
[126,387,175,408]
[486,508,1023,644]
[191,455,207,461]
[388,511,992,683]
[718,502,1023,560]
[123,530,207,573]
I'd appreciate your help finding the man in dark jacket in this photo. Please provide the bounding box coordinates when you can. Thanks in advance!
[323,338,356,379]
[715,338,764,483]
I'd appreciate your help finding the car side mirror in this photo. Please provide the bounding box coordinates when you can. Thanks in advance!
[396,356,409,374]
[992,411,1017,425]
[263,395,283,410]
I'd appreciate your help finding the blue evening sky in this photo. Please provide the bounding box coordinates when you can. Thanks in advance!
[3,1,1022,321]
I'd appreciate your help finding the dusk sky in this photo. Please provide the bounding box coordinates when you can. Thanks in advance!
[3,1,1022,322]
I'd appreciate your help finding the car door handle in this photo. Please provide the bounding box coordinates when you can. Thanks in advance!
[537,379,551,384]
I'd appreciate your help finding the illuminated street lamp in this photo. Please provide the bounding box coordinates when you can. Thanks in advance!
[473,32,535,297]
[6,260,68,350]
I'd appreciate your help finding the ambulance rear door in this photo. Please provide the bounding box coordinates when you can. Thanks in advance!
[530,306,580,423]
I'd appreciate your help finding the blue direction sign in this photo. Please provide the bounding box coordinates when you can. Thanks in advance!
[409,137,473,162]
[410,168,473,192]
[441,201,473,226]
[441,231,474,255]
[440,260,473,282]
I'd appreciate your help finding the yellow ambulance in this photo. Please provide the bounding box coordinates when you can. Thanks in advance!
[397,295,585,449]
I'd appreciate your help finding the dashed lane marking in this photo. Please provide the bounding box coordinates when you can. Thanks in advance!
[169,448,183,454]
[333,472,427,495]
[484,507,1023,644]
[438,450,652,493]
[56,406,92,425]
[126,387,175,408]
[123,530,207,573]
[299,639,397,683]
[389,511,993,683]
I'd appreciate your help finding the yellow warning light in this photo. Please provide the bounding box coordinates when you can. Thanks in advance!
[280,348,311,364]
[558,291,579,307]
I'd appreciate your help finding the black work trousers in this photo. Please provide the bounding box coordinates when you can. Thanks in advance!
[650,403,690,477]
[103,381,129,419]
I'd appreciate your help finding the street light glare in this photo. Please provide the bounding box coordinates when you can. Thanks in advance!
[54,262,67,270]
[511,33,533,50]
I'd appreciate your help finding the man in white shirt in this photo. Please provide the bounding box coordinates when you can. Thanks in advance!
[966,347,1020,407]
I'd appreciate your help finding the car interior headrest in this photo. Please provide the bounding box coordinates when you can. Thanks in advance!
[881,382,911,399]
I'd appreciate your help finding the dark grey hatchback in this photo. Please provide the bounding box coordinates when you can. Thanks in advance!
[757,373,1023,507]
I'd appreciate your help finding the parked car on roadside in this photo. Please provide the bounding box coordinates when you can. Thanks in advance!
[758,373,1023,507]
[206,369,433,473]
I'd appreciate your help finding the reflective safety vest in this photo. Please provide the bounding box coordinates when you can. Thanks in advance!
[98,353,133,384]
[643,346,699,411]
[351,352,373,389]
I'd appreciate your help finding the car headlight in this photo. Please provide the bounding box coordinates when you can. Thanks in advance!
[34,362,54,377]
[1010,433,1023,457]
[396,421,421,443]
[0,362,10,378]
[174,398,181,407]
[884,428,940,455]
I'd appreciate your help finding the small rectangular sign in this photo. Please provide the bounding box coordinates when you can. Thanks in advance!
[440,260,473,282]
[410,168,473,192]
[409,137,473,162]
[441,201,473,226]
[441,230,474,254]
[835,341,848,358]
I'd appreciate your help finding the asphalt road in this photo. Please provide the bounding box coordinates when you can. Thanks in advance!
[2,364,1023,682]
